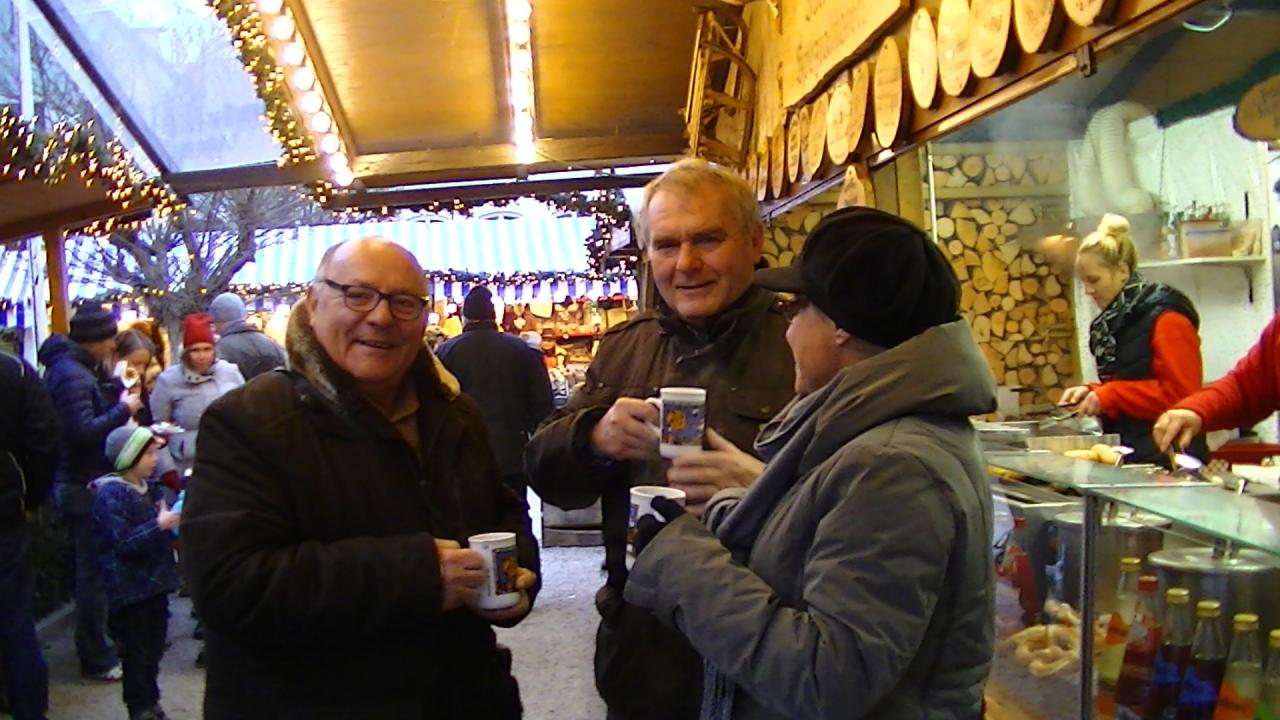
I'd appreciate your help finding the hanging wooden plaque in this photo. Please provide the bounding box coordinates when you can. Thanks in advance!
[803,93,829,182]
[873,37,906,148]
[908,8,939,109]
[849,61,871,156]
[970,0,1014,79]
[770,122,787,199]
[787,106,808,184]
[1063,0,1119,27]
[836,162,876,209]
[937,0,974,97]
[1013,0,1065,53]
[1235,74,1280,142]
[826,70,854,164]
[779,0,909,107]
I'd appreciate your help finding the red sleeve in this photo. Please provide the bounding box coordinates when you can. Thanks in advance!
[1093,311,1202,421]
[1177,313,1280,431]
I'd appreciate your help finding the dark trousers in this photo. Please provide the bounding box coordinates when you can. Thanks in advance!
[53,482,118,674]
[0,523,49,720]
[108,594,169,718]
[501,472,528,502]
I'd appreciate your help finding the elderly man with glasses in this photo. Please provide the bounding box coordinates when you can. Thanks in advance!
[181,236,540,720]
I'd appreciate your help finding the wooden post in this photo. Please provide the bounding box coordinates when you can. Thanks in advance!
[43,229,70,334]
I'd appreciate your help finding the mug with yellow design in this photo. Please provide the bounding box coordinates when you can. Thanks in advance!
[644,387,707,458]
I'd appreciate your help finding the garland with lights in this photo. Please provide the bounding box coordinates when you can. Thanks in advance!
[0,109,185,234]
[208,0,316,167]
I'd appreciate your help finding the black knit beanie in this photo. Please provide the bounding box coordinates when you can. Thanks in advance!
[69,303,118,343]
[462,286,496,321]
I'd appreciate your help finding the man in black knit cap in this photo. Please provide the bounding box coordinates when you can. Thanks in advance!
[39,303,142,682]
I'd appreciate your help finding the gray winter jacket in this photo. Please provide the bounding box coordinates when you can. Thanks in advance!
[149,360,244,474]
[625,320,997,720]
[216,320,287,381]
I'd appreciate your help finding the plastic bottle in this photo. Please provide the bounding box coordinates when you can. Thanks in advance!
[1115,576,1165,719]
[1176,600,1227,720]
[1213,614,1262,719]
[1151,588,1195,719]
[1099,557,1144,718]
[1258,629,1280,720]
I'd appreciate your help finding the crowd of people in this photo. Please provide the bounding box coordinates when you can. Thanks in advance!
[0,157,1276,720]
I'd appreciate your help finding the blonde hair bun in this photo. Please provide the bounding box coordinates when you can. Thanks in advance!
[1079,213,1138,273]
[1096,213,1131,244]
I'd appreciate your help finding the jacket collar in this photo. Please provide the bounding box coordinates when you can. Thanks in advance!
[284,302,460,441]
[462,321,499,333]
[219,320,256,336]
[655,285,776,346]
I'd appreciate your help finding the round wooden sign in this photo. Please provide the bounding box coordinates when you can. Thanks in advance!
[908,8,939,109]
[825,71,853,165]
[803,94,829,182]
[970,0,1013,79]
[755,148,769,201]
[937,0,973,97]
[787,106,807,184]
[848,61,870,157]
[1235,74,1280,141]
[769,123,786,199]
[1063,0,1118,27]
[873,37,906,149]
[744,150,757,192]
[1014,0,1064,53]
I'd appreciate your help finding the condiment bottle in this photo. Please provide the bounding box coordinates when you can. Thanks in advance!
[1151,588,1195,719]
[1115,575,1164,719]
[1099,557,1144,718]
[1257,628,1280,720]
[1176,600,1227,720]
[1212,614,1262,719]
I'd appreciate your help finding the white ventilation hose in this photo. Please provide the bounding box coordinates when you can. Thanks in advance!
[1085,101,1155,215]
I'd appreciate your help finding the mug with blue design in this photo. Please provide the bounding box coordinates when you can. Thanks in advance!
[644,387,707,458]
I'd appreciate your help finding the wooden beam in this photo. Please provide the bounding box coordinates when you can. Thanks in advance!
[355,133,685,188]
[325,173,661,211]
[0,199,151,241]
[165,161,326,196]
[44,229,69,335]
[933,184,1069,200]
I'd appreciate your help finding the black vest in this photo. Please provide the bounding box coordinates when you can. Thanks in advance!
[1096,288,1206,465]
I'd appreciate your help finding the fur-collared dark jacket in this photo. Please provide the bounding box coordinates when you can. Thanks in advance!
[182,303,540,719]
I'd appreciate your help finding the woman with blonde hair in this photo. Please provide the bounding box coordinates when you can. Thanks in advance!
[1059,213,1205,464]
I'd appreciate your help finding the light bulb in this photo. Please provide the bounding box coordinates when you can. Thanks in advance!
[511,49,533,74]
[507,0,532,23]
[309,111,332,133]
[333,166,355,187]
[280,41,305,66]
[319,132,341,154]
[516,140,537,164]
[269,14,295,40]
[291,65,315,90]
[256,0,284,14]
[327,152,349,172]
[509,22,531,46]
[298,91,323,114]
[514,111,534,137]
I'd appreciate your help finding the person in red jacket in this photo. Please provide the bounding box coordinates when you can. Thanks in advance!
[1154,313,1280,453]
[1059,214,1205,464]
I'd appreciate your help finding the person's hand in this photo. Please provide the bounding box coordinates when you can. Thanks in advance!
[156,500,181,531]
[633,496,687,556]
[471,568,539,624]
[667,428,764,518]
[1154,409,1204,453]
[1059,386,1102,416]
[589,397,660,461]
[435,539,485,611]
[120,388,143,417]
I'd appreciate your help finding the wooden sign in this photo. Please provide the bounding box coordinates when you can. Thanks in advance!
[780,0,909,107]
[770,123,787,199]
[908,8,939,109]
[755,149,769,201]
[1235,74,1280,141]
[787,106,808,183]
[836,162,876,209]
[873,37,906,148]
[938,0,973,97]
[849,62,870,157]
[970,0,1014,79]
[826,71,854,164]
[1063,0,1118,27]
[803,93,829,182]
[1014,0,1064,53]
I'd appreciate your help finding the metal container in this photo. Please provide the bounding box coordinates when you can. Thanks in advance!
[1051,510,1169,611]
[1026,434,1122,453]
[1148,547,1280,632]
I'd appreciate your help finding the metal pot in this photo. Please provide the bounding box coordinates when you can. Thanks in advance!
[1148,547,1280,633]
[1051,510,1169,612]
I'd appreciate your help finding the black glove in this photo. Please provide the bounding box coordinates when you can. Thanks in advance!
[632,496,687,556]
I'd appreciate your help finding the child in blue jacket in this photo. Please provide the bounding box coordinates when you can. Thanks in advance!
[91,426,181,720]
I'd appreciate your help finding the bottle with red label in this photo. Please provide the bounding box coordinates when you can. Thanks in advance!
[996,516,1039,626]
[1115,576,1165,719]
[1099,557,1145,718]
[1175,600,1227,720]
[1213,613,1262,719]
[1258,629,1280,720]
[1151,588,1195,719]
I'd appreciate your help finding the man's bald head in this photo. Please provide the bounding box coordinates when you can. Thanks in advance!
[315,237,429,296]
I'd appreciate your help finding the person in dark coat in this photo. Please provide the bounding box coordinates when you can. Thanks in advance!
[39,302,143,681]
[524,158,795,720]
[0,351,61,720]
[436,286,554,500]
[208,292,287,381]
[182,237,540,719]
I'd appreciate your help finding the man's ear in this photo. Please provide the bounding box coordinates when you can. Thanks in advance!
[304,286,319,319]
[833,327,852,346]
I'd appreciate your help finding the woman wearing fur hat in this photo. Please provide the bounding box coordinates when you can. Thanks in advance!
[149,314,244,476]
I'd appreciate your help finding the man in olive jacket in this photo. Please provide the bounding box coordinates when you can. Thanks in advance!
[524,159,794,720]
[183,237,540,719]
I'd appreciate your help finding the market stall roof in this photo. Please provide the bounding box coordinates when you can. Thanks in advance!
[30,0,700,199]
[0,175,153,240]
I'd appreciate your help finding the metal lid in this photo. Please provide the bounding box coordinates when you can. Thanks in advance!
[1234,613,1259,630]
[1138,575,1159,591]
[1270,629,1280,648]
[1121,557,1142,571]
[1148,547,1280,575]
[1197,599,1221,617]
[1166,587,1191,604]
[1052,510,1172,530]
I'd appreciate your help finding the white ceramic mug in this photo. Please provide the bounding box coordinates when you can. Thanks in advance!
[644,387,708,458]
[628,485,687,538]
[468,531,520,610]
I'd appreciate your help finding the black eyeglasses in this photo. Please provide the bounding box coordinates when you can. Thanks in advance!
[778,295,810,322]
[317,279,428,321]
